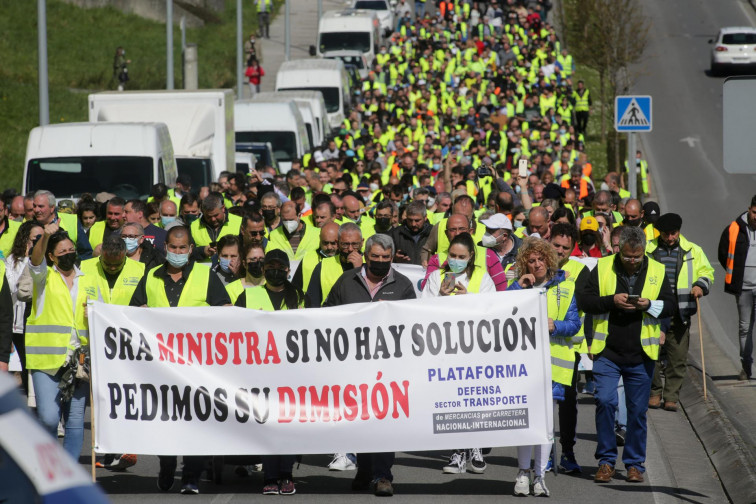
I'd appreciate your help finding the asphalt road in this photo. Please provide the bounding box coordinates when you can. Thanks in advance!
[634,0,756,363]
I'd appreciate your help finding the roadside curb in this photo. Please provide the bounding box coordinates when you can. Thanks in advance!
[680,362,756,504]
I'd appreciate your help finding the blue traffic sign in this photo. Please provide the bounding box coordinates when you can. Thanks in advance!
[615,95,652,132]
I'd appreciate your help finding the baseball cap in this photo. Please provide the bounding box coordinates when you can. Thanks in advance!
[264,249,290,268]
[580,216,599,232]
[480,213,513,231]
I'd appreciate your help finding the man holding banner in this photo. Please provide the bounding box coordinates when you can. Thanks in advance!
[325,233,416,497]
[129,225,230,495]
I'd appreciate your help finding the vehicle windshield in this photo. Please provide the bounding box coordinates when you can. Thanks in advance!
[176,158,212,188]
[280,87,341,113]
[327,54,365,69]
[236,132,297,162]
[26,156,153,200]
[722,33,756,44]
[236,144,276,171]
[319,32,371,53]
[354,1,388,10]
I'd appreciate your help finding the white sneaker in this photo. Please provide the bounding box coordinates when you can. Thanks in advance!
[533,476,550,497]
[469,448,487,474]
[514,469,531,496]
[328,453,356,471]
[442,450,467,474]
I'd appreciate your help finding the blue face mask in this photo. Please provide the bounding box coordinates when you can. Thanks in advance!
[161,216,177,227]
[448,258,468,274]
[123,237,139,254]
[183,213,199,225]
[166,251,189,268]
[219,257,231,273]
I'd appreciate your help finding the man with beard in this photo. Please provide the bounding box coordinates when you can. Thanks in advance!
[292,222,339,292]
[305,222,363,307]
[389,201,432,264]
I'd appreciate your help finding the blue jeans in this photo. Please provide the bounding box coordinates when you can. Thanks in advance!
[593,356,654,471]
[356,452,395,481]
[32,369,88,461]
[616,377,627,429]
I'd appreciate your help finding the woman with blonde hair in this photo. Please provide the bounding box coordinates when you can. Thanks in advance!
[508,237,580,497]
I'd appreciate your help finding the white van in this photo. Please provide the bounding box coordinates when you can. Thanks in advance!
[23,122,177,201]
[276,59,352,130]
[88,90,234,189]
[234,101,311,174]
[265,90,332,147]
[252,93,319,148]
[317,9,382,69]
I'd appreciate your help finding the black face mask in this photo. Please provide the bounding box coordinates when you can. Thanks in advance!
[368,260,392,278]
[55,252,77,272]
[247,261,264,277]
[183,213,200,225]
[262,209,277,222]
[375,217,391,229]
[624,218,642,227]
[264,268,288,287]
[581,233,597,246]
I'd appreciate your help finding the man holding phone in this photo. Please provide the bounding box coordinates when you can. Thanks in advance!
[578,226,675,484]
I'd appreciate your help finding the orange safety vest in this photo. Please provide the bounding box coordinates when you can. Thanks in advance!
[561,177,589,199]
[724,220,740,286]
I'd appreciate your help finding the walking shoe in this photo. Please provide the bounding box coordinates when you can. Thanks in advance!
[157,465,177,491]
[545,454,553,472]
[559,453,581,474]
[626,466,644,483]
[514,469,531,496]
[328,452,356,471]
[739,368,749,381]
[469,448,487,474]
[372,477,393,496]
[262,480,280,495]
[279,479,296,495]
[594,463,615,483]
[648,395,662,408]
[107,453,137,471]
[532,476,550,497]
[580,379,595,395]
[180,478,199,495]
[442,450,467,474]
[663,401,678,412]
[615,428,627,446]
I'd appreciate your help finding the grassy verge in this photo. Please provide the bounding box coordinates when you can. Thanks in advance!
[0,0,282,192]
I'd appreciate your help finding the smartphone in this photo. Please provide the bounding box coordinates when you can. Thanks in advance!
[627,294,640,301]
[518,158,528,172]
[442,274,456,291]
[209,241,218,248]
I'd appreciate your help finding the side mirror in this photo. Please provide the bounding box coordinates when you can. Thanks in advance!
[309,45,317,57]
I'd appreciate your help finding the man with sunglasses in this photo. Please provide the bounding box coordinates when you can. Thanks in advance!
[241,212,268,251]
[579,226,675,484]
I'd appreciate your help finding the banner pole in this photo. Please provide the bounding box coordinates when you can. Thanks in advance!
[90,381,96,482]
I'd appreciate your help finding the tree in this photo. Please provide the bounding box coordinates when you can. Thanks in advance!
[561,0,649,145]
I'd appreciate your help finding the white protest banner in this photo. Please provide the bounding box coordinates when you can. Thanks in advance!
[89,289,553,456]
[391,263,426,297]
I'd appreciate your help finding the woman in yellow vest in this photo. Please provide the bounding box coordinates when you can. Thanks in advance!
[27,224,90,460]
[508,237,580,497]
[225,243,266,304]
[235,249,303,495]
[421,232,494,475]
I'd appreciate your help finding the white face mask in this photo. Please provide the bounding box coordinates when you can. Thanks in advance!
[370,183,379,191]
[283,219,299,234]
[427,197,436,208]
[481,232,499,248]
[600,182,610,191]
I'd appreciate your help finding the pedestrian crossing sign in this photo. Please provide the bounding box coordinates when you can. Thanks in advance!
[615,95,652,132]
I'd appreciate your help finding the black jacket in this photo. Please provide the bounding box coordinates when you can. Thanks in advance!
[139,240,166,273]
[389,222,432,265]
[718,212,750,295]
[324,266,416,306]
[578,255,675,365]
[0,275,12,364]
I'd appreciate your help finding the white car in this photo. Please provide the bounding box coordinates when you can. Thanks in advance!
[323,50,370,79]
[352,0,394,36]
[710,27,756,75]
